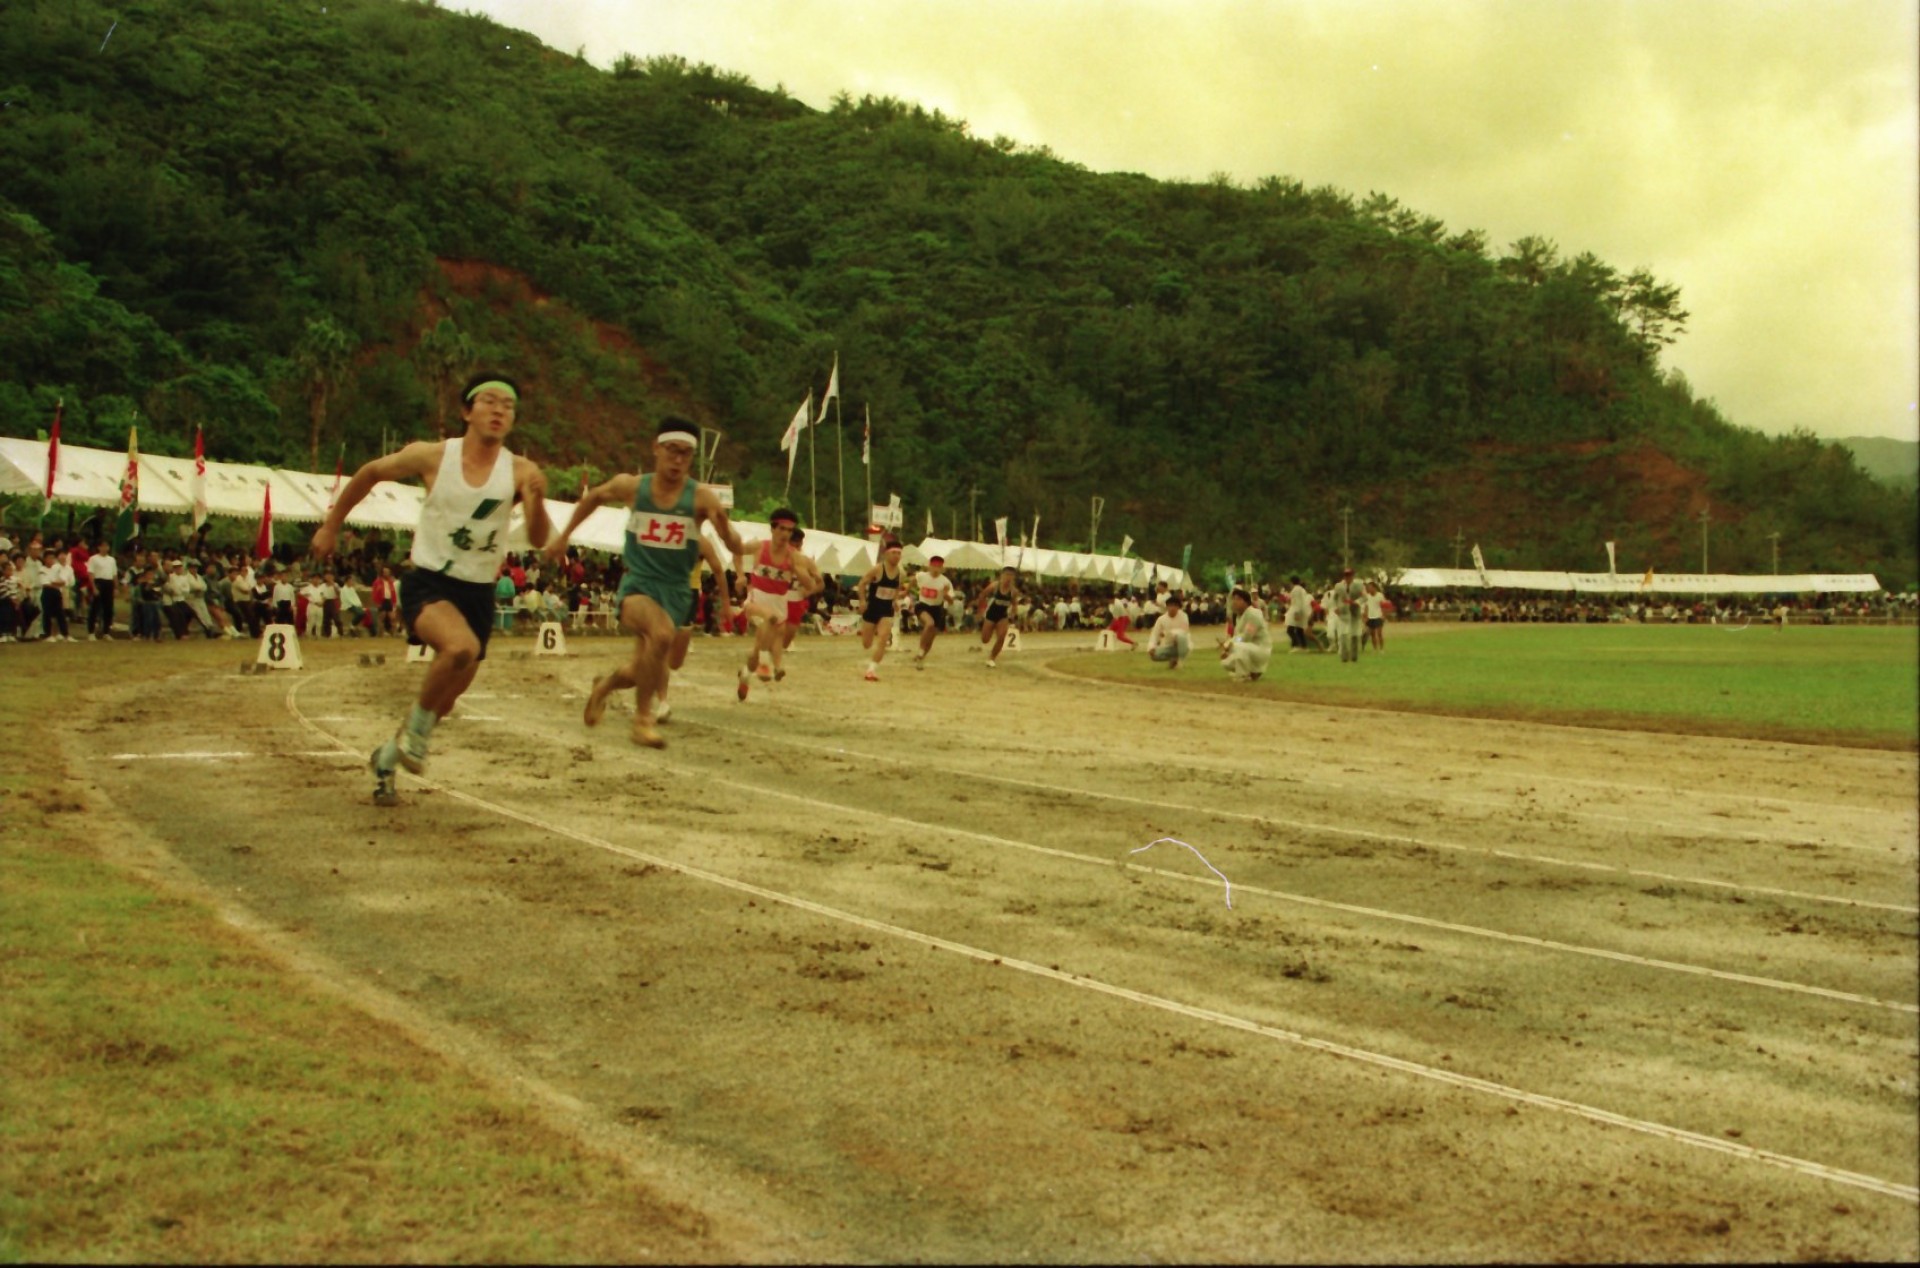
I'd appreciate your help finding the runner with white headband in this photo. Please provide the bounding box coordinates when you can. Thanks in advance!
[545,416,743,748]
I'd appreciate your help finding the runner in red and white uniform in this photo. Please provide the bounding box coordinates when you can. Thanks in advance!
[736,509,821,700]
[908,555,955,668]
[780,527,822,656]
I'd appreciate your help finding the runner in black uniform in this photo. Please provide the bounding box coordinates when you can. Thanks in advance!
[977,566,1020,668]
[852,537,906,682]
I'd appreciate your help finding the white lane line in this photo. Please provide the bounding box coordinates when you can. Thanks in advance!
[110,750,361,761]
[672,677,1909,855]
[281,674,1920,1205]
[450,677,1917,1005]
[685,716,1920,917]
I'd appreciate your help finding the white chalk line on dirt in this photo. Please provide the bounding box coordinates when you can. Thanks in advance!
[683,675,1908,856]
[109,749,361,761]
[358,675,1914,1015]
[279,673,1920,1206]
[683,713,1919,918]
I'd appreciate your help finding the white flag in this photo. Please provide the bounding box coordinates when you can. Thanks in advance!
[1471,543,1489,585]
[1031,513,1040,552]
[861,403,871,466]
[925,507,934,538]
[1605,540,1617,574]
[993,516,1007,547]
[780,392,812,487]
[1119,534,1133,558]
[820,354,840,414]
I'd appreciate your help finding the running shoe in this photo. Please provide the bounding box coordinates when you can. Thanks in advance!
[370,744,400,807]
[774,666,786,682]
[583,674,610,727]
[653,699,672,723]
[394,727,429,775]
[737,667,750,701]
[986,659,997,669]
[863,668,879,682]
[630,717,666,749]
[755,661,773,682]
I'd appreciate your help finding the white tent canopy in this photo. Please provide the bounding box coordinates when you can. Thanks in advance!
[5,438,1191,586]
[1394,566,1881,595]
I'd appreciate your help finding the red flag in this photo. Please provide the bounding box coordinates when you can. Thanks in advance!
[254,484,273,560]
[191,425,209,530]
[44,399,62,499]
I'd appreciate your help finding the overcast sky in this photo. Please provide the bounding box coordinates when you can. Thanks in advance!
[463,0,1918,444]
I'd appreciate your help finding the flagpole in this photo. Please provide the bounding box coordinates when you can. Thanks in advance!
[834,395,844,536]
[864,404,873,538]
[808,412,817,527]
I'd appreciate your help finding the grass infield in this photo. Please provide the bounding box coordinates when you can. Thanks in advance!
[0,641,725,1264]
[1056,621,1919,750]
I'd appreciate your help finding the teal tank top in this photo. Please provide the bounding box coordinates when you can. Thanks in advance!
[620,476,701,592]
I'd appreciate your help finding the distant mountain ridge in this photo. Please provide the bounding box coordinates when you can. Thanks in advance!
[1836,437,1919,489]
[0,0,1913,587]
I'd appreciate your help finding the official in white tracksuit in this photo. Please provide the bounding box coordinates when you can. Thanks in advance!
[1328,568,1366,663]
[1219,588,1273,681]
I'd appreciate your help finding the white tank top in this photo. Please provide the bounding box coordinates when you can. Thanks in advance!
[409,438,516,584]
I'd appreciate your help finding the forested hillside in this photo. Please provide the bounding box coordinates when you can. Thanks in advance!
[2,0,1912,585]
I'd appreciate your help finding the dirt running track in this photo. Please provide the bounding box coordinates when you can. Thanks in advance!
[66,627,1919,1262]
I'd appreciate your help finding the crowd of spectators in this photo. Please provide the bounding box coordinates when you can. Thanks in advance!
[4,519,1913,647]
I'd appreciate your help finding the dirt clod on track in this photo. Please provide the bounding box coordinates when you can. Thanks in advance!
[71,629,1919,1262]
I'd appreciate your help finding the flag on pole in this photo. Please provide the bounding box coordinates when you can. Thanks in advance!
[1471,543,1489,586]
[780,393,812,489]
[861,403,871,466]
[1640,565,1655,590]
[43,399,62,502]
[1031,513,1040,553]
[254,483,274,561]
[1119,534,1133,558]
[112,426,140,549]
[191,425,209,530]
[820,354,840,414]
[925,507,934,538]
[1605,540,1617,575]
[993,516,1007,547]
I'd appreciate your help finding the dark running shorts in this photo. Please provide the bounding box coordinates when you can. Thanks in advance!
[914,602,947,631]
[616,574,695,629]
[401,568,498,660]
[861,598,896,625]
[1366,618,1384,630]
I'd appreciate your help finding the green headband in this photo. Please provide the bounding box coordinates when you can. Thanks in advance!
[465,380,519,403]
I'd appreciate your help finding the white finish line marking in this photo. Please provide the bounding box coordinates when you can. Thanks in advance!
[111,750,360,761]
[687,716,1919,917]
[281,673,1919,1205]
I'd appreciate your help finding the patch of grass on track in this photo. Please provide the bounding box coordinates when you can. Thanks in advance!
[1055,622,1919,749]
[0,640,720,1263]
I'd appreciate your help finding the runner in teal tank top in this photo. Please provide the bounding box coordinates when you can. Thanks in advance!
[543,417,744,749]
[618,474,701,627]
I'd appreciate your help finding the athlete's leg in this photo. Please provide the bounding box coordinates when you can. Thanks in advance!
[989,619,1009,661]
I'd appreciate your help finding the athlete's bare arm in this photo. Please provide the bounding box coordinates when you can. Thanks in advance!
[698,537,735,626]
[852,562,883,606]
[511,456,552,549]
[311,440,444,559]
[543,473,639,563]
[694,487,745,569]
[793,551,826,599]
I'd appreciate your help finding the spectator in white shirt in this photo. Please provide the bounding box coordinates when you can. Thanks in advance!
[1146,595,1191,669]
[83,546,119,639]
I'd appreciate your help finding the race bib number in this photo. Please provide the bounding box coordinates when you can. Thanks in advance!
[627,511,694,550]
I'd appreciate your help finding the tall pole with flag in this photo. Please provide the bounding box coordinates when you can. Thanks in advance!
[780,393,811,497]
[862,402,872,538]
[111,424,139,550]
[254,483,274,561]
[820,354,842,534]
[191,425,209,532]
[41,399,62,523]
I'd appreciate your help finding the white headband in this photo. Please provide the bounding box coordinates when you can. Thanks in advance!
[656,429,698,448]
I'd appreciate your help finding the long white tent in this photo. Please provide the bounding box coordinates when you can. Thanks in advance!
[3,437,1192,585]
[1394,566,1882,594]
